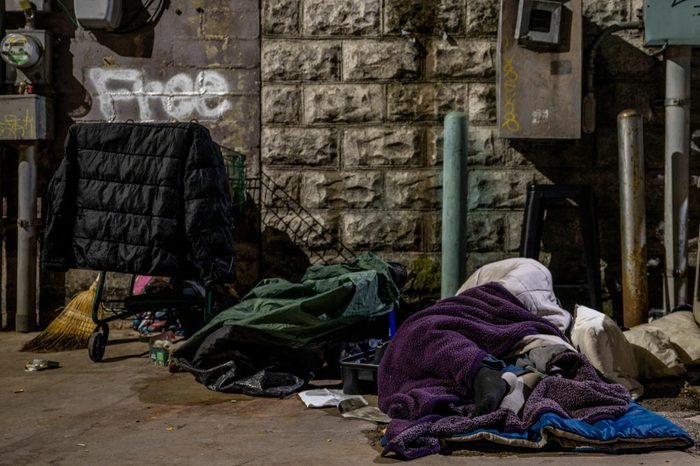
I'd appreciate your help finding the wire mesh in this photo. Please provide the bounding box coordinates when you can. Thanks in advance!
[248,171,355,266]
[222,149,246,216]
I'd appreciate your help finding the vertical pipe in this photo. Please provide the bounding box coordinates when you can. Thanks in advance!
[0,0,5,87]
[0,150,3,328]
[618,109,648,327]
[663,46,692,311]
[694,224,700,324]
[441,112,468,298]
[16,143,37,332]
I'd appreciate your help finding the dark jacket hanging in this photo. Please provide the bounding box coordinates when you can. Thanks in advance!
[42,122,235,285]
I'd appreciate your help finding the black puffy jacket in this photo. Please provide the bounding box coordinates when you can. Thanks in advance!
[42,122,235,285]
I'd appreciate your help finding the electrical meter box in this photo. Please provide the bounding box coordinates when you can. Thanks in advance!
[0,95,53,140]
[515,0,565,49]
[74,0,123,30]
[1,29,52,84]
[497,0,582,139]
[644,0,700,46]
[5,1,52,13]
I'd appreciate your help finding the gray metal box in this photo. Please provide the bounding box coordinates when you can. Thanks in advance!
[5,1,52,13]
[644,0,700,46]
[515,0,564,48]
[0,95,53,140]
[74,0,123,30]
[497,0,582,139]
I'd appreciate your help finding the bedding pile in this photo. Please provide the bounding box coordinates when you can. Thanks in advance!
[378,283,693,459]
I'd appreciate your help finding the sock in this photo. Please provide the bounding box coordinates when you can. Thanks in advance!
[499,372,526,415]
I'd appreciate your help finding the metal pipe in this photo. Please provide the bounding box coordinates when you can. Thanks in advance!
[0,0,5,89]
[441,112,468,298]
[617,109,648,327]
[16,143,37,332]
[663,46,692,311]
[582,22,643,134]
[0,148,4,328]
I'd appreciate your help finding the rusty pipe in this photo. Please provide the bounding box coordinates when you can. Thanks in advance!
[617,109,648,327]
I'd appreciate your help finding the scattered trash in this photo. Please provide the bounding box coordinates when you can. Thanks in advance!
[338,399,391,424]
[297,388,390,423]
[13,389,24,394]
[149,331,179,367]
[24,359,60,372]
[76,443,86,447]
[298,389,367,409]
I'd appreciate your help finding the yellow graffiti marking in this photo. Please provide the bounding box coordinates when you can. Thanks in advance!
[0,109,35,139]
[501,56,520,133]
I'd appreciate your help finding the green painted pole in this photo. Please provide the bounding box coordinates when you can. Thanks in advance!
[441,112,468,299]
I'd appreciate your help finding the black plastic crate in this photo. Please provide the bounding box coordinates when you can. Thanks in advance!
[339,342,387,395]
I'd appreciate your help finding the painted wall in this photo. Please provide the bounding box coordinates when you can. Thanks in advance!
[1,0,260,326]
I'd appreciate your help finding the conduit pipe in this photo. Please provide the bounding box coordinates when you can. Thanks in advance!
[663,46,692,311]
[16,143,37,332]
[617,109,648,327]
[583,22,643,134]
[441,112,468,298]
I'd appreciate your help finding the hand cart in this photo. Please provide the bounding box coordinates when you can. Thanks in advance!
[88,271,214,362]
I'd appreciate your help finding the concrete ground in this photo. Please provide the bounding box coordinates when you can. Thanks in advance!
[1,331,698,466]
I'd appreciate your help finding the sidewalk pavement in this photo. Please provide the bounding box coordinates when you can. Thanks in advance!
[0,331,697,466]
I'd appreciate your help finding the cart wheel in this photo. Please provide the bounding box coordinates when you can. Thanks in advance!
[88,326,108,362]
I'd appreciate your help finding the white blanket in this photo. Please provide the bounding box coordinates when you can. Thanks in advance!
[457,257,572,333]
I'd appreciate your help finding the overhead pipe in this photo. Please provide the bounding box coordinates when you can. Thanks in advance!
[617,109,648,327]
[16,143,37,332]
[441,112,468,298]
[663,46,692,311]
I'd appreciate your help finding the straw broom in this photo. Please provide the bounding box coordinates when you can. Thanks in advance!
[22,277,104,353]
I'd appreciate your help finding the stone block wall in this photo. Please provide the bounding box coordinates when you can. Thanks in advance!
[261,0,497,290]
[262,0,700,306]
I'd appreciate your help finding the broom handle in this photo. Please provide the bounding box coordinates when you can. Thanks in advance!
[91,272,106,325]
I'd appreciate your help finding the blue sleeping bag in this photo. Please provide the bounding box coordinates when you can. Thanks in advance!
[443,402,693,452]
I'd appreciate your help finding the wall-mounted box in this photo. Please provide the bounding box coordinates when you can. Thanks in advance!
[515,0,564,49]
[644,0,700,46]
[5,1,52,13]
[497,0,582,139]
[75,0,123,30]
[2,29,52,85]
[0,95,53,140]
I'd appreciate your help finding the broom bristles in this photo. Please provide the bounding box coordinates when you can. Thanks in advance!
[21,277,104,353]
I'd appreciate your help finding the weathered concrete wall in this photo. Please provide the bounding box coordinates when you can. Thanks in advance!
[261,0,700,306]
[2,1,260,326]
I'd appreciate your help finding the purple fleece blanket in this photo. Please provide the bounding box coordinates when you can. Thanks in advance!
[378,283,631,459]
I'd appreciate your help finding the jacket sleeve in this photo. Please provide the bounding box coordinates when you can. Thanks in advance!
[183,127,236,285]
[42,127,78,270]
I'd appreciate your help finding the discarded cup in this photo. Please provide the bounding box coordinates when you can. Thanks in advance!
[24,359,60,372]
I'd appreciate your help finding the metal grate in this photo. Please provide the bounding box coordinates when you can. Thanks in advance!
[248,171,355,266]
[222,150,246,217]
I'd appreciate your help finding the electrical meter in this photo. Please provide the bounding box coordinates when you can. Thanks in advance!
[0,33,43,68]
[0,29,52,84]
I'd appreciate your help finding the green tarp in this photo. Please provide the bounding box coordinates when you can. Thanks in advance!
[175,253,400,356]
